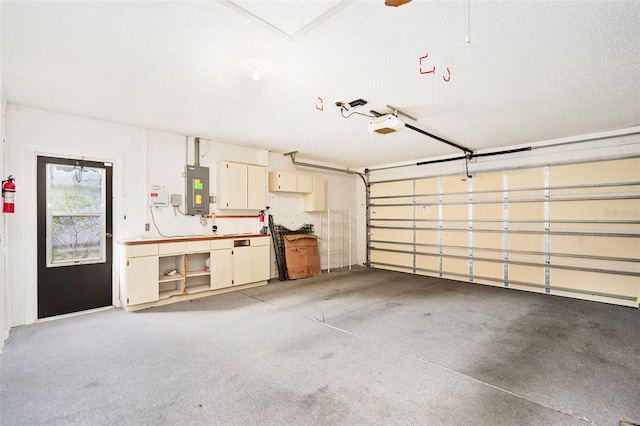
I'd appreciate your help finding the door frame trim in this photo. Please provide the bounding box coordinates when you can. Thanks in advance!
[24,145,124,323]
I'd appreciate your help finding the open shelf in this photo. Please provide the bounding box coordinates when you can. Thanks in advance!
[159,288,185,299]
[186,269,210,277]
[158,273,185,283]
[186,284,210,294]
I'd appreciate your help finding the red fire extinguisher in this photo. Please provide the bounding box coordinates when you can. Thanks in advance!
[2,176,15,214]
[258,210,266,234]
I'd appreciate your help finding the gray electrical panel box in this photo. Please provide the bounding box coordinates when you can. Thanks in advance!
[185,165,210,215]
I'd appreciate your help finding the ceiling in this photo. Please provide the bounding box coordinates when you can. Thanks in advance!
[2,1,639,169]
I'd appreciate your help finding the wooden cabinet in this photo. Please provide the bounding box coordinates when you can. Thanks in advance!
[121,244,159,306]
[269,171,313,193]
[232,244,253,286]
[119,236,270,311]
[303,177,325,212]
[218,161,267,210]
[211,239,233,290]
[125,256,159,305]
[247,164,267,209]
[252,238,271,282]
[231,238,269,285]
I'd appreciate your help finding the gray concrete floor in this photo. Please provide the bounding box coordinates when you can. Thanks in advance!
[1,267,639,425]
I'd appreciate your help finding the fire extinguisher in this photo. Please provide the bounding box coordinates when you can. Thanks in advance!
[2,176,15,214]
[258,210,266,234]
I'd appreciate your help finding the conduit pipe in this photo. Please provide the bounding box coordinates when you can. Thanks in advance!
[284,151,368,186]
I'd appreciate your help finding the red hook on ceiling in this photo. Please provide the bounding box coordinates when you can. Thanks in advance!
[443,67,451,82]
[419,53,436,75]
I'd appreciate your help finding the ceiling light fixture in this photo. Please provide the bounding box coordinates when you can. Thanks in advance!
[250,63,263,81]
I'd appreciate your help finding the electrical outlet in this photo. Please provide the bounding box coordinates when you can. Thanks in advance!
[145,223,150,232]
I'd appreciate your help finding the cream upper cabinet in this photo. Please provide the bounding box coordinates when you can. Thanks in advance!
[269,171,313,193]
[218,161,267,210]
[303,177,325,212]
[247,164,267,210]
[296,174,313,193]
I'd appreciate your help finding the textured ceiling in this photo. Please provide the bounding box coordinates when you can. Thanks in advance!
[2,1,639,169]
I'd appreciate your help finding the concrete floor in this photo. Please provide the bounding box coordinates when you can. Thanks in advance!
[1,267,639,425]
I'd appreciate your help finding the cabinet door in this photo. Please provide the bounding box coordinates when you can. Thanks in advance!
[125,256,159,305]
[296,174,313,193]
[252,245,270,282]
[211,249,232,290]
[269,171,297,192]
[220,162,248,209]
[233,246,253,285]
[304,177,326,212]
[247,165,267,209]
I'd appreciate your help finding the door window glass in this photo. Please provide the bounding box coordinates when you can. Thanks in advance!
[46,163,106,267]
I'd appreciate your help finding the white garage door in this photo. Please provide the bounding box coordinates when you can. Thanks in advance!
[369,157,640,307]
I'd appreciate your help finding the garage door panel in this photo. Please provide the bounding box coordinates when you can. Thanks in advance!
[474,203,502,222]
[509,234,543,253]
[371,228,413,244]
[510,202,544,221]
[551,199,640,221]
[443,256,468,277]
[443,231,468,247]
[551,269,639,300]
[416,230,439,245]
[371,205,413,219]
[415,203,439,220]
[442,204,468,220]
[509,264,544,285]
[474,260,503,281]
[474,232,503,250]
[416,252,439,273]
[415,177,438,195]
[551,235,639,259]
[371,250,412,268]
[551,158,640,186]
[370,180,413,197]
[368,158,640,306]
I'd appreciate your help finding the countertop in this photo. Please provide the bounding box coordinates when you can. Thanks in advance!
[118,233,270,245]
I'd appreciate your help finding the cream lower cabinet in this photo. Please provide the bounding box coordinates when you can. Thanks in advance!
[126,257,159,305]
[231,237,270,285]
[121,244,159,306]
[252,238,270,282]
[120,235,270,310]
[211,239,233,290]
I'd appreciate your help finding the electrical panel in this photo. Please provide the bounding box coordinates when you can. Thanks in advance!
[185,165,210,215]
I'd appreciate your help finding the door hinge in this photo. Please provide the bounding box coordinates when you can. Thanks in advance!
[127,260,129,266]
[127,298,129,304]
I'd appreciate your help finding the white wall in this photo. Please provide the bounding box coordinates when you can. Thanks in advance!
[267,152,361,273]
[4,114,361,326]
[6,105,148,326]
[1,78,8,351]
[144,131,268,238]
[144,130,361,275]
